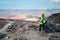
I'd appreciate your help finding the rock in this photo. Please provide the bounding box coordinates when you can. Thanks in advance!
[28,25,35,28]
[0,20,8,29]
[6,23,17,33]
[18,36,27,40]
[55,25,60,32]
[0,32,7,39]
[45,21,60,33]
[49,34,60,40]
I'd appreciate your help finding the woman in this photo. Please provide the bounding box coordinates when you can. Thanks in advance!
[39,13,47,32]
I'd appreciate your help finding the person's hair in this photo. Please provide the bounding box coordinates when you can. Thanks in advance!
[41,13,45,17]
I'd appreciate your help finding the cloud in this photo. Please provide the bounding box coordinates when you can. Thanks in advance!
[50,0,60,3]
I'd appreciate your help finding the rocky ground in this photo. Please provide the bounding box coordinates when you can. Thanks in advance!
[0,20,60,40]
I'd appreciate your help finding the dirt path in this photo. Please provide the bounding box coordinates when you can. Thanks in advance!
[24,30,50,40]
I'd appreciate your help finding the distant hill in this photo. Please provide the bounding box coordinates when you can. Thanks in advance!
[0,9,60,18]
[48,13,60,24]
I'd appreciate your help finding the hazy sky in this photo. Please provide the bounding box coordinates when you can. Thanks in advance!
[0,0,60,9]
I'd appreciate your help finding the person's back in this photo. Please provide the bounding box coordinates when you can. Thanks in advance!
[39,16,44,25]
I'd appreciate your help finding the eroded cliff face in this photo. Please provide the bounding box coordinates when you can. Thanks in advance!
[48,13,60,24]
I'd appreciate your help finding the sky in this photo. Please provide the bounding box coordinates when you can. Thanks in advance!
[0,0,60,9]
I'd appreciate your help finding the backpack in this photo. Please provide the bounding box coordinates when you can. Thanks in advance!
[44,17,47,24]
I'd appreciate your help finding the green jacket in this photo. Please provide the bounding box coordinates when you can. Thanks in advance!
[39,17,44,25]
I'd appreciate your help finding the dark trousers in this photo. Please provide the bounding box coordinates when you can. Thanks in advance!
[39,24,45,32]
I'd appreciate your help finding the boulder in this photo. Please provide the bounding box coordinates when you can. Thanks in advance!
[49,34,60,40]
[0,32,7,39]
